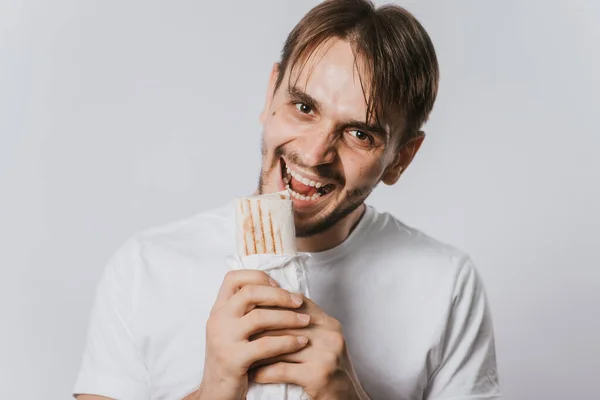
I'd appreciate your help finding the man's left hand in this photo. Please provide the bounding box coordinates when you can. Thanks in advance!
[248,296,369,400]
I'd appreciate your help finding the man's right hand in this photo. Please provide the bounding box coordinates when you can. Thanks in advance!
[188,270,311,400]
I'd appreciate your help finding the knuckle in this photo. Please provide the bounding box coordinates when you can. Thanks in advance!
[273,362,287,380]
[329,317,343,332]
[279,289,294,303]
[251,269,269,282]
[257,336,278,354]
[256,337,269,352]
[323,351,339,371]
[326,330,345,353]
[208,305,218,317]
[239,284,255,299]
[223,270,237,284]
[250,308,266,326]
[333,319,344,333]
[206,316,227,340]
[258,270,270,280]
[206,316,218,334]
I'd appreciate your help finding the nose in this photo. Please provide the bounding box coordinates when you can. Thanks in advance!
[297,128,337,167]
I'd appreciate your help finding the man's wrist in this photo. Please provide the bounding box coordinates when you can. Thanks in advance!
[327,371,369,400]
[182,387,202,400]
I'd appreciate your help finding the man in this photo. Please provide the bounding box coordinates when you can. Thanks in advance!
[74,1,501,399]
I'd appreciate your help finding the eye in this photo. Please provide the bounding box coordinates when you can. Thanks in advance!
[348,130,370,141]
[295,102,313,114]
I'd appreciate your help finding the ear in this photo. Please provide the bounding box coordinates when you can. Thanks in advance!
[381,131,425,185]
[259,63,281,124]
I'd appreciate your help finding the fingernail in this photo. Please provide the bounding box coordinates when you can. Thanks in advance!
[269,278,279,287]
[297,313,310,324]
[291,293,303,306]
[297,336,309,345]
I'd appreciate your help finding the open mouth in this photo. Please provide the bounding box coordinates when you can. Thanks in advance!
[280,159,336,202]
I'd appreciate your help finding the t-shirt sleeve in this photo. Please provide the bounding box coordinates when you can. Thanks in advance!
[73,237,150,399]
[424,258,502,400]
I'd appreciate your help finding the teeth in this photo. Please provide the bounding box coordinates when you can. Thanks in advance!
[286,167,325,188]
[284,162,330,196]
[286,186,322,201]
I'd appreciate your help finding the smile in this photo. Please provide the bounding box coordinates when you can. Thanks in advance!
[280,159,336,202]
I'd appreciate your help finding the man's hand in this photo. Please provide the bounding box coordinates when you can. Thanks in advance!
[189,270,312,400]
[248,296,370,400]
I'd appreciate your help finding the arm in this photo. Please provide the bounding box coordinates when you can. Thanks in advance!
[72,237,150,400]
[74,239,310,400]
[424,258,502,399]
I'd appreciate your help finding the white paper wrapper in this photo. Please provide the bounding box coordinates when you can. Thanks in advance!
[226,254,311,296]
[226,253,311,400]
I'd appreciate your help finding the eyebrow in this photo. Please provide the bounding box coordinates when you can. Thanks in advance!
[288,86,389,140]
[288,86,321,112]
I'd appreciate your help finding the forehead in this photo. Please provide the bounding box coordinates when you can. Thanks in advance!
[285,39,370,118]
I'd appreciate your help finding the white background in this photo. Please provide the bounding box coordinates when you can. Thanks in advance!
[1,1,599,399]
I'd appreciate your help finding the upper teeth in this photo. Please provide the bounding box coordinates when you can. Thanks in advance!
[286,167,324,188]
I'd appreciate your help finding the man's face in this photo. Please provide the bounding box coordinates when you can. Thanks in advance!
[258,39,408,237]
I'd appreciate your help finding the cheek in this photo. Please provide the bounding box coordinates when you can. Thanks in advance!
[343,154,384,188]
[262,111,295,146]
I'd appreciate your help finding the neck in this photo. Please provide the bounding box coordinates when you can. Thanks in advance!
[296,203,366,253]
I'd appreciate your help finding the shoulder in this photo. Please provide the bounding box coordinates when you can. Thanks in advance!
[358,206,492,310]
[372,207,493,312]
[138,201,232,243]
[138,201,234,254]
[95,202,235,324]
[108,202,235,278]
[366,206,473,276]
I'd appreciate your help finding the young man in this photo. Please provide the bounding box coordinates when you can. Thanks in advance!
[74,1,501,399]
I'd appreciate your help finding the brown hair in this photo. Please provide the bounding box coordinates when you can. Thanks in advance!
[275,0,439,145]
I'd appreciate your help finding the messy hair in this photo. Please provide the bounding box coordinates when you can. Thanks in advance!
[275,0,439,145]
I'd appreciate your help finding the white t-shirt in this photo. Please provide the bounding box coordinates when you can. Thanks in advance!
[73,202,502,399]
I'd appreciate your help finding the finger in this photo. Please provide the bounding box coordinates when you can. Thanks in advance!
[213,270,278,311]
[242,335,309,368]
[240,309,310,338]
[250,362,306,386]
[249,345,309,369]
[294,296,327,323]
[228,284,304,316]
[250,328,309,341]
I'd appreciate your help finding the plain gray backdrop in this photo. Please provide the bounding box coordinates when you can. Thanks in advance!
[1,1,599,399]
